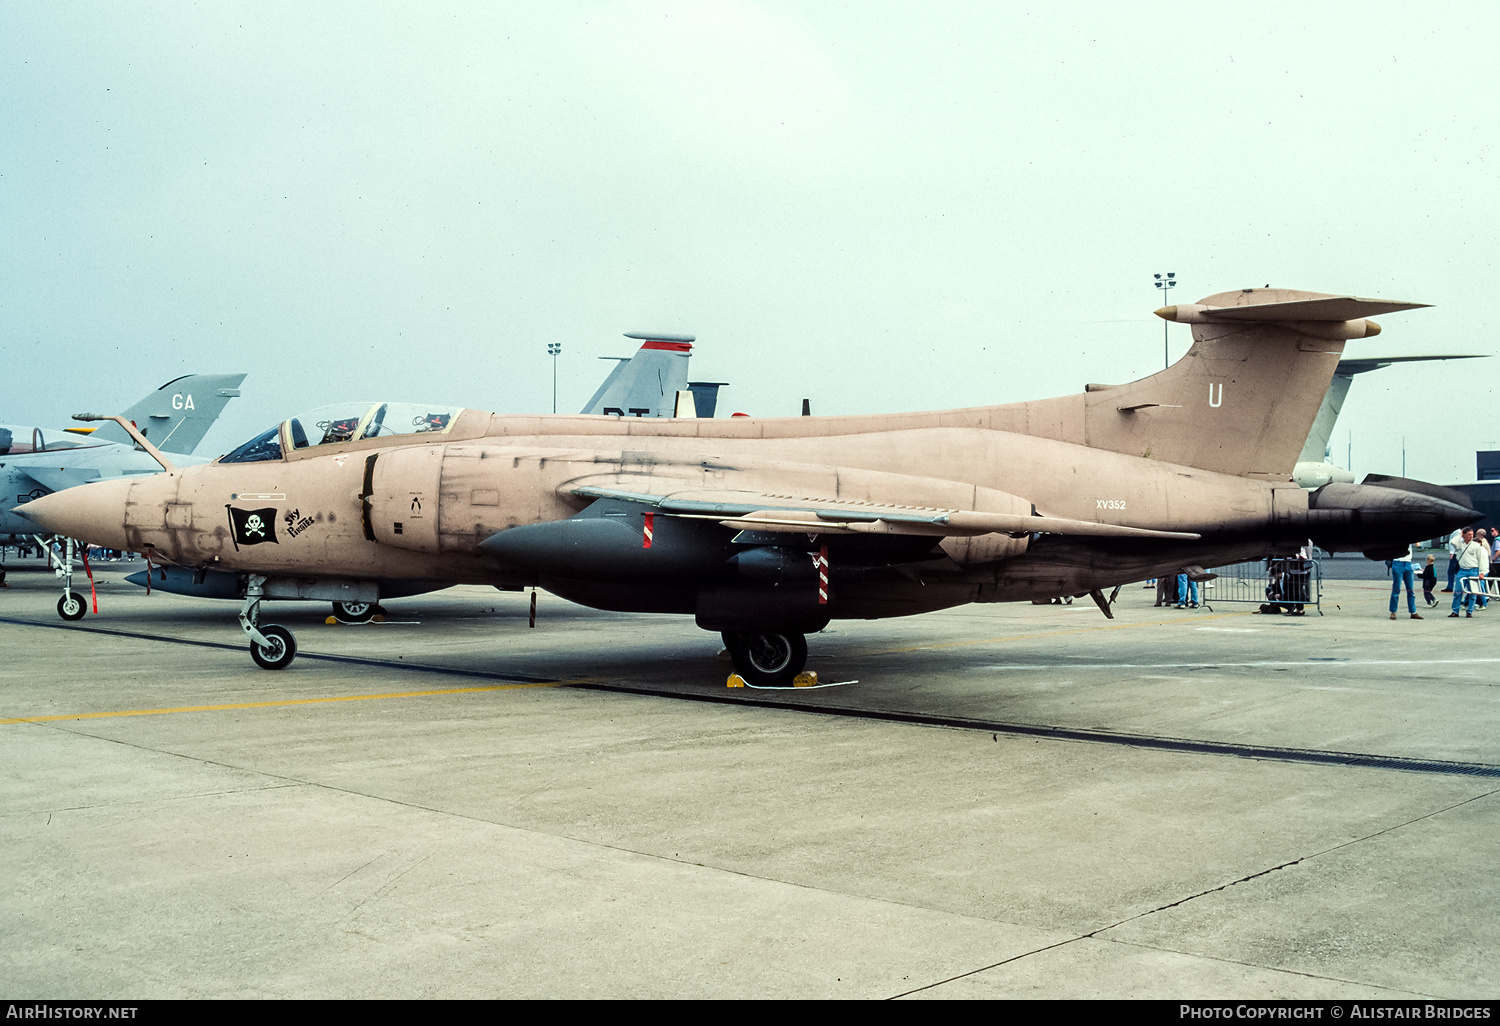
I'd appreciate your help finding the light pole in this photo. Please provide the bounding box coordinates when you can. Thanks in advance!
[547,343,562,414]
[1154,272,1177,369]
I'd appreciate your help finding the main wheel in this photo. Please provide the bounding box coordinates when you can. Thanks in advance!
[57,593,86,621]
[724,630,807,687]
[332,600,376,623]
[250,624,297,670]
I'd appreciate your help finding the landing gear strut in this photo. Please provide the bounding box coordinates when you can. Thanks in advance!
[722,630,808,687]
[240,574,296,669]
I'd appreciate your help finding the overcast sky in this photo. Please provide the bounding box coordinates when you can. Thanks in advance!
[3,2,1496,481]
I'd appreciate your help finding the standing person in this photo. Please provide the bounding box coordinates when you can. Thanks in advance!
[1390,545,1420,619]
[1480,528,1497,609]
[1444,528,1463,592]
[1450,529,1489,617]
[1155,576,1175,607]
[1421,555,1439,607]
[1176,572,1198,609]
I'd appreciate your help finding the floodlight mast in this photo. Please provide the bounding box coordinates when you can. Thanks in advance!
[1154,272,1177,369]
[547,343,563,414]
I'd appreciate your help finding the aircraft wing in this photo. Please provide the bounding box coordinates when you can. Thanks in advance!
[9,462,93,494]
[564,483,1200,540]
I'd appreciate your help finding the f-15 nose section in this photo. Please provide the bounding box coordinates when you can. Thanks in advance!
[12,476,138,551]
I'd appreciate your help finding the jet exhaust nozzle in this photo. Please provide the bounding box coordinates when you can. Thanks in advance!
[1305,481,1481,557]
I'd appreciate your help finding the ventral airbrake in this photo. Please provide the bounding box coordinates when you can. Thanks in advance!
[16,289,1479,682]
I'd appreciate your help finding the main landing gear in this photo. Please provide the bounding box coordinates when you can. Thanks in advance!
[721,630,808,687]
[331,600,382,623]
[240,574,297,670]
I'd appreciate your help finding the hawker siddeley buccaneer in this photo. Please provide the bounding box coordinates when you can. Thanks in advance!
[14,289,1481,681]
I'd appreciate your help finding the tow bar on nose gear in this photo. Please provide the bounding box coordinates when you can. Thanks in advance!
[239,574,297,670]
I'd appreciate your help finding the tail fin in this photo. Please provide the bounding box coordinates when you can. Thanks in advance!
[89,373,246,455]
[1298,353,1486,464]
[1081,289,1428,479]
[581,334,694,417]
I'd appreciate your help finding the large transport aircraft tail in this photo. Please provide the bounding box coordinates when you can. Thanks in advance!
[1073,288,1429,480]
[580,333,725,418]
[1298,353,1484,465]
[88,373,247,455]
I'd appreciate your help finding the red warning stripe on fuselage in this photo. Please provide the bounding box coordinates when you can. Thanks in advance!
[643,511,655,549]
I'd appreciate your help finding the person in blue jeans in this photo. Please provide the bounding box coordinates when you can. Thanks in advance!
[1450,528,1487,617]
[1389,547,1420,619]
[1176,573,1198,608]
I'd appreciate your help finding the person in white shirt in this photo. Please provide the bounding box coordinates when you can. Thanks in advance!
[1450,528,1490,617]
[1389,545,1420,620]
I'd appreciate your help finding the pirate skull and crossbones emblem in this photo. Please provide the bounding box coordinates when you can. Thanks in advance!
[244,514,266,538]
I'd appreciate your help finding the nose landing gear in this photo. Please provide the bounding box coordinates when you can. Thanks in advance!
[721,630,808,687]
[43,536,89,621]
[240,574,296,669]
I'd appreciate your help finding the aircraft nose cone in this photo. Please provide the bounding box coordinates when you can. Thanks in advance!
[13,477,135,550]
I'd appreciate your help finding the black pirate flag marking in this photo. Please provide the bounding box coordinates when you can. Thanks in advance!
[226,506,280,550]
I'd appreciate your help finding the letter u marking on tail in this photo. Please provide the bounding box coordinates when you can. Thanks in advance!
[1208,383,1223,408]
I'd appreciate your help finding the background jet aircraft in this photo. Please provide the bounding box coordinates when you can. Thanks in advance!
[1,373,246,545]
[18,288,1479,682]
[581,332,725,418]
[1,373,245,602]
[1293,355,1486,488]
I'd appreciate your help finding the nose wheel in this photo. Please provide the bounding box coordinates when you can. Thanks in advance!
[722,630,808,687]
[58,593,86,621]
[240,575,297,670]
[249,624,297,670]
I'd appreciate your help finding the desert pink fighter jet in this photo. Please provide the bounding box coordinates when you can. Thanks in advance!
[15,288,1479,682]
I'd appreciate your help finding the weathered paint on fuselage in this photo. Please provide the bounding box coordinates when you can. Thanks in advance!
[59,403,1302,617]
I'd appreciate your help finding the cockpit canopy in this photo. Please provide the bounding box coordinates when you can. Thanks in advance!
[220,402,464,464]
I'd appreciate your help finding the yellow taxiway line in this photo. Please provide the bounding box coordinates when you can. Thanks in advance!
[0,679,584,726]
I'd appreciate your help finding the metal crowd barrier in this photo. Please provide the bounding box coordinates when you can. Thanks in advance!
[1198,557,1322,615]
[1461,575,1500,600]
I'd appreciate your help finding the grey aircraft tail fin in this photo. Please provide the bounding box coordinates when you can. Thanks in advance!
[1297,353,1486,464]
[89,373,247,455]
[581,334,698,418]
